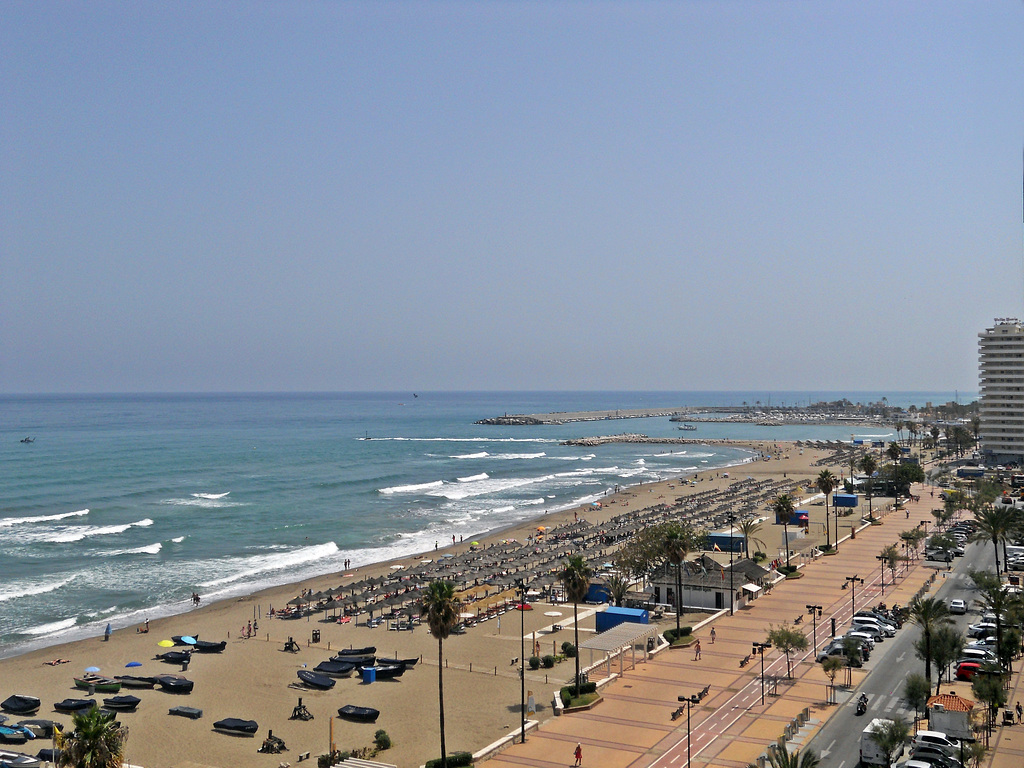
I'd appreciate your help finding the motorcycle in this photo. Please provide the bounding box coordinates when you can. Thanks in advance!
[856,695,868,716]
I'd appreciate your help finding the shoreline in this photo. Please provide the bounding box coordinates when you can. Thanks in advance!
[0,439,847,768]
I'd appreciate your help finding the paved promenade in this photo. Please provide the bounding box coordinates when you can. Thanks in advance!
[483,488,955,768]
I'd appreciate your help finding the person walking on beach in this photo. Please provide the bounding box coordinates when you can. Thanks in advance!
[694,639,701,660]
[1017,701,1022,723]
[710,627,716,644]
[574,742,582,766]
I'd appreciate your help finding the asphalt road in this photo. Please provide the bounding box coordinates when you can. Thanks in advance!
[805,538,996,767]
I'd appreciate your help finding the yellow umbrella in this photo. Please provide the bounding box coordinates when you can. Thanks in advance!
[157,639,174,648]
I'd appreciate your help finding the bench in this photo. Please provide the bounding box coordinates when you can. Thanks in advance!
[739,655,751,668]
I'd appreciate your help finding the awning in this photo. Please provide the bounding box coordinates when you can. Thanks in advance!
[741,583,762,594]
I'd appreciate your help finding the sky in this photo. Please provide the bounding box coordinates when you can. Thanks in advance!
[2,1,1023,394]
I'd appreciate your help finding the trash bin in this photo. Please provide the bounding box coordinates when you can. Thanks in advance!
[362,666,376,684]
[311,629,321,644]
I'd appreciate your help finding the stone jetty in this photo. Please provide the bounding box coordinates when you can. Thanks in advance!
[475,407,690,425]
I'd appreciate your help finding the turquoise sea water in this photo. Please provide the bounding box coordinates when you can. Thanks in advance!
[0,390,965,658]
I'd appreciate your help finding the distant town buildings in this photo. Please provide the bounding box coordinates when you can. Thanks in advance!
[978,318,1024,463]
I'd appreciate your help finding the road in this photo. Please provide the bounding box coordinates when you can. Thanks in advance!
[805,538,995,767]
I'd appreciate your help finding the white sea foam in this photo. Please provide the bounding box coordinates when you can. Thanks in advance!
[452,452,488,459]
[170,536,185,543]
[457,473,489,483]
[490,505,516,514]
[379,480,445,495]
[550,454,596,461]
[192,492,230,499]
[0,508,89,528]
[161,497,244,509]
[490,452,546,460]
[198,541,340,589]
[0,575,75,603]
[426,475,551,501]
[45,518,154,543]
[22,617,78,636]
[521,498,546,505]
[105,542,163,556]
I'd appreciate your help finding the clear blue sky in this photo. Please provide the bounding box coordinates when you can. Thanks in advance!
[2,1,1022,393]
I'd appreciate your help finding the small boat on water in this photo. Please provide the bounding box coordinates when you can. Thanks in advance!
[0,750,41,768]
[676,423,697,431]
[213,718,258,736]
[297,670,335,690]
[0,698,38,717]
[360,664,404,680]
[53,700,96,714]
[102,696,140,712]
[337,705,380,723]
[19,437,33,444]
[73,675,121,693]
[154,675,194,694]
[334,646,375,656]
[114,675,158,689]
[192,640,226,653]
[156,651,192,664]
[313,661,356,678]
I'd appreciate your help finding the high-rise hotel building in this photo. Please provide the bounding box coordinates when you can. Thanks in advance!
[979,318,1024,463]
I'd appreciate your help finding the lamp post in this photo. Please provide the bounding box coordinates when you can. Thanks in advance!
[875,554,886,594]
[806,604,822,652]
[845,575,864,616]
[677,687,710,767]
[515,578,528,744]
[752,642,771,705]
[728,512,735,616]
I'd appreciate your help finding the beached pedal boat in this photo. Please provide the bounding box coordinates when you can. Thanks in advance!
[154,675,194,694]
[329,653,374,666]
[168,706,202,719]
[34,749,58,766]
[114,675,158,689]
[53,699,96,714]
[0,726,29,746]
[192,640,226,653]
[0,698,38,717]
[296,670,335,690]
[0,749,42,768]
[155,650,192,664]
[102,696,141,712]
[73,675,121,693]
[334,646,375,656]
[171,635,198,646]
[376,657,419,669]
[213,718,258,736]
[313,661,356,678]
[13,720,58,739]
[337,705,380,723]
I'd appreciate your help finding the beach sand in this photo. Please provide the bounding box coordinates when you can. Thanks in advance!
[0,440,869,768]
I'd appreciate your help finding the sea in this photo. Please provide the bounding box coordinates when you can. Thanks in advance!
[0,390,966,659]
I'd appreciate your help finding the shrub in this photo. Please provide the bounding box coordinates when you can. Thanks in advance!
[663,627,693,644]
[425,752,473,768]
[753,551,767,562]
[561,642,577,658]
[528,656,541,670]
[542,655,556,669]
[560,682,598,706]
[374,730,391,751]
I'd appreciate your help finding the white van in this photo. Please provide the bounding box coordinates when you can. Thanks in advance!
[861,718,902,766]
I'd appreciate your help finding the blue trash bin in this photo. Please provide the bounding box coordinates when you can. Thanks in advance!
[362,666,376,684]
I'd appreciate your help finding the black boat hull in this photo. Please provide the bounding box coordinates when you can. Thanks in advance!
[296,670,335,690]
[337,705,380,723]
[0,698,39,716]
[102,696,141,711]
[53,700,97,714]
[213,718,258,735]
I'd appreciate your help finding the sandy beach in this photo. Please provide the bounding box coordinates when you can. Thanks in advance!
[0,440,872,768]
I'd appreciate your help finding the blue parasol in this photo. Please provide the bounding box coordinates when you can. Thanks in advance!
[85,666,100,673]
[181,636,197,644]
[125,661,142,668]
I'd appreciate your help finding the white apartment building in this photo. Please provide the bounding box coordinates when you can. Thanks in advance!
[979,318,1024,463]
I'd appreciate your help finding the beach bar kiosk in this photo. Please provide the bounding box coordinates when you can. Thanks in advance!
[706,532,745,553]
[833,493,859,509]
[595,607,648,633]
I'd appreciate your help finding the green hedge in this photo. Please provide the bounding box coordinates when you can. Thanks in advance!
[663,627,693,644]
[528,656,541,670]
[425,752,473,768]
[560,682,598,706]
[542,655,555,669]
[561,641,577,658]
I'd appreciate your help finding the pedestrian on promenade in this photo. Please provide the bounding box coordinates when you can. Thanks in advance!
[710,627,716,644]
[1016,701,1022,723]
[694,639,701,660]
[574,742,582,766]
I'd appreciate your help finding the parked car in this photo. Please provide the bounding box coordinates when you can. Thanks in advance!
[968,622,998,638]
[925,549,953,562]
[816,642,863,666]
[948,599,967,615]
[852,616,895,638]
[958,648,997,664]
[912,731,961,754]
[844,630,876,650]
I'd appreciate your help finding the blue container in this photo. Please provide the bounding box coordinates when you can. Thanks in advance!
[595,607,648,633]
[833,493,859,508]
[362,667,376,684]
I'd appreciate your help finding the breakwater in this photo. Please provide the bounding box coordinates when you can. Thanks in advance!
[476,407,692,425]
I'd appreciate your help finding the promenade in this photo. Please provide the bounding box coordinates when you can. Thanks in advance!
[483,488,963,768]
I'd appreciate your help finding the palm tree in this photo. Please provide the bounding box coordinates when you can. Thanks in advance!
[747,747,821,768]
[972,503,1016,575]
[737,517,766,560]
[423,579,460,768]
[771,494,795,570]
[662,524,695,637]
[886,442,902,500]
[860,454,878,520]
[559,555,592,696]
[56,705,127,768]
[603,573,630,607]
[907,595,952,684]
[816,470,837,550]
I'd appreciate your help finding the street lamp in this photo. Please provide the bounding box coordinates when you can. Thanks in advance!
[514,578,528,744]
[728,512,735,616]
[752,641,772,705]
[806,604,822,651]
[677,687,710,767]
[844,575,864,616]
[875,554,886,594]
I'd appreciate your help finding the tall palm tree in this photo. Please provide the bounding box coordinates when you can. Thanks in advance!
[423,580,460,768]
[886,442,902,500]
[56,705,127,768]
[747,747,821,768]
[662,525,694,637]
[907,595,952,684]
[737,517,766,560]
[972,503,1016,575]
[559,555,592,695]
[771,494,795,570]
[816,470,837,550]
[859,454,878,520]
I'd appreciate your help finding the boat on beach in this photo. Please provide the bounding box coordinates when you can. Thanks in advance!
[296,670,335,690]
[192,640,226,653]
[154,675,194,693]
[52,699,96,714]
[329,653,374,666]
[312,660,356,677]
[0,750,41,768]
[155,650,192,664]
[13,721,58,739]
[334,646,375,656]
[73,675,121,693]
[0,699,38,717]
[376,657,419,668]
[102,696,141,711]
[0,726,31,746]
[213,718,258,736]
[359,664,404,680]
[337,705,380,723]
[114,675,158,689]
